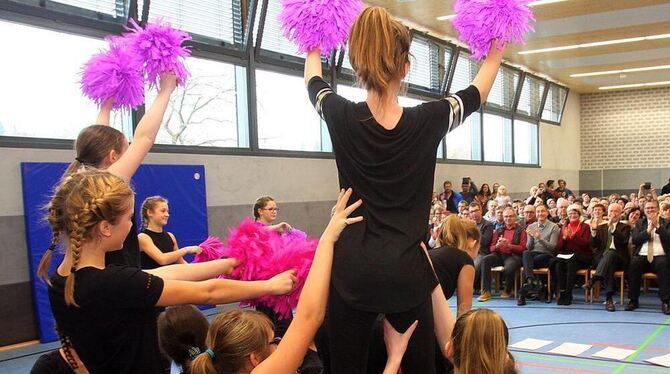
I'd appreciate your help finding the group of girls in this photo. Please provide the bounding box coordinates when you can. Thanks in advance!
[34,6,518,374]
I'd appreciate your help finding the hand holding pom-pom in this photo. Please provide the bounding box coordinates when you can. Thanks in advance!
[80,37,144,111]
[280,0,364,55]
[453,0,534,61]
[125,19,191,88]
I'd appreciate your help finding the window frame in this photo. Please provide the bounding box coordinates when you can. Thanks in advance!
[541,82,570,126]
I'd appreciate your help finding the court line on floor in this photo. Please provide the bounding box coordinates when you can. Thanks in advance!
[611,316,670,374]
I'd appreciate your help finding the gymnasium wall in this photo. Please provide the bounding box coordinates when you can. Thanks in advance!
[579,87,670,197]
[0,91,581,346]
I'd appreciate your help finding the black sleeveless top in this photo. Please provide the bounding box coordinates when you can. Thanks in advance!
[105,215,140,268]
[139,229,175,270]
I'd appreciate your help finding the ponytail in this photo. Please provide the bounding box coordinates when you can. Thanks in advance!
[189,352,217,374]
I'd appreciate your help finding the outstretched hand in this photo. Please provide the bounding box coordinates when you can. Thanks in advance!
[322,188,363,243]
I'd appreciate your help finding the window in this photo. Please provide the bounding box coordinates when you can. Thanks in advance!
[514,120,538,164]
[446,111,481,161]
[485,66,519,111]
[255,0,304,57]
[483,113,512,162]
[405,36,440,91]
[516,74,546,118]
[442,47,454,90]
[0,20,129,140]
[51,0,125,17]
[449,51,479,94]
[147,57,247,147]
[256,70,324,151]
[542,84,568,123]
[141,0,239,44]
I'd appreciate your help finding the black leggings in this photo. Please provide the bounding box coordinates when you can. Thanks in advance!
[321,286,436,374]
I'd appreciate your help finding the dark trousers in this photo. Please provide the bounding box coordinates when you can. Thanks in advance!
[481,252,521,293]
[323,287,435,374]
[473,253,486,291]
[627,255,670,302]
[555,252,592,292]
[522,251,554,282]
[593,250,625,296]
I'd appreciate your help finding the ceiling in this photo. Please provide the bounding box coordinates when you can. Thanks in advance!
[365,0,670,93]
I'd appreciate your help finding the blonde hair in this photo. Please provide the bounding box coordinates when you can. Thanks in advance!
[452,309,517,374]
[498,185,509,196]
[36,171,134,306]
[348,7,410,105]
[437,215,468,249]
[190,309,274,374]
[141,195,168,229]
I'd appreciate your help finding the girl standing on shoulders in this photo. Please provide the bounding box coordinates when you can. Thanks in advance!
[139,196,202,269]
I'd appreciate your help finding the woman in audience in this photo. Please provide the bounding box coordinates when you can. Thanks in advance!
[484,200,499,223]
[158,305,210,374]
[554,204,592,305]
[475,183,493,205]
[547,198,557,217]
[139,196,202,269]
[190,189,365,374]
[445,309,517,374]
[626,207,642,228]
[495,185,512,207]
[40,170,297,373]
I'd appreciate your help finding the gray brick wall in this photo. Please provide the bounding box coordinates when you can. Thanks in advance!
[580,87,670,170]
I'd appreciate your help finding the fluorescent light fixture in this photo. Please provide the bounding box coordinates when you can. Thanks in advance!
[519,33,670,55]
[571,65,670,78]
[437,0,566,21]
[599,80,670,90]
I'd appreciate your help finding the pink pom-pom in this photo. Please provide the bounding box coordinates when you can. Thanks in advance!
[125,19,191,87]
[222,219,318,319]
[280,0,364,55]
[80,37,145,110]
[194,236,226,263]
[453,0,534,60]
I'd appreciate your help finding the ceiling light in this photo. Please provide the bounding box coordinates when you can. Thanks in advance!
[519,33,670,55]
[571,65,670,78]
[599,80,670,90]
[436,0,567,21]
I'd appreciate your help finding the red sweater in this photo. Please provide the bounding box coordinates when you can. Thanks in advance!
[490,224,527,255]
[560,221,591,256]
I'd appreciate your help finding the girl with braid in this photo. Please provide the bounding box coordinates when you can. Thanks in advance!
[304,6,504,373]
[139,196,202,270]
[37,170,297,374]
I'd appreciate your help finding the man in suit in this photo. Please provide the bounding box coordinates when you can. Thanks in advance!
[469,201,494,293]
[625,200,670,315]
[584,203,631,311]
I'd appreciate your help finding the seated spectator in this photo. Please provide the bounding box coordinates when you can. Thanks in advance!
[661,202,670,220]
[458,200,470,219]
[478,207,526,302]
[469,202,494,295]
[519,204,537,228]
[495,185,512,207]
[428,206,448,248]
[158,305,209,374]
[444,309,518,374]
[547,198,557,217]
[555,179,574,199]
[550,198,570,227]
[460,177,479,204]
[584,203,631,312]
[440,180,463,214]
[567,195,576,204]
[431,191,439,206]
[626,207,642,228]
[542,180,560,202]
[519,205,559,306]
[662,178,670,196]
[554,205,591,306]
[512,200,525,218]
[526,186,541,205]
[493,206,505,231]
[484,200,499,223]
[625,200,670,315]
[582,194,591,207]
[476,183,493,205]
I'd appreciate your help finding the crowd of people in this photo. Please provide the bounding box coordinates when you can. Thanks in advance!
[429,178,670,314]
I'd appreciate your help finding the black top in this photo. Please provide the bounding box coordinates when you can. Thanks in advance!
[308,76,480,312]
[429,246,474,299]
[30,350,73,374]
[140,228,176,270]
[105,215,141,268]
[48,266,165,374]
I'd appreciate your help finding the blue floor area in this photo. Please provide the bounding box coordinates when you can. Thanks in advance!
[1,293,669,373]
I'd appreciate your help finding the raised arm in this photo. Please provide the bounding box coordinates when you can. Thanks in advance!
[254,189,363,374]
[304,48,323,86]
[471,41,505,104]
[107,73,177,181]
[138,233,199,266]
[95,98,114,125]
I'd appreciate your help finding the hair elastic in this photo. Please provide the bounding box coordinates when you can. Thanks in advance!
[206,348,215,360]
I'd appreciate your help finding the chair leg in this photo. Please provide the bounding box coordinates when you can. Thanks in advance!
[619,274,625,305]
[547,272,552,302]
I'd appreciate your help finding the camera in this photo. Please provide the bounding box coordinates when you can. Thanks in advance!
[643,182,652,190]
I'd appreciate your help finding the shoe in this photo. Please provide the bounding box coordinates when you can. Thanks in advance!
[606,299,616,312]
[478,291,492,302]
[565,293,573,306]
[530,279,543,293]
[663,302,670,315]
[517,297,527,306]
[501,291,512,299]
[557,292,566,305]
[625,300,639,311]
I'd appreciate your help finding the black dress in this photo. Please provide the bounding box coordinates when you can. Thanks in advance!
[139,228,176,270]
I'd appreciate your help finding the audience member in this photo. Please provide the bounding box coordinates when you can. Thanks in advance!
[519,204,537,228]
[476,183,493,205]
[440,180,463,214]
[555,179,574,199]
[469,202,494,296]
[494,185,512,208]
[554,204,591,306]
[550,198,570,227]
[460,178,478,204]
[519,205,559,306]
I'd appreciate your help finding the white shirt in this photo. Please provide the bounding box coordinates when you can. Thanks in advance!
[638,227,665,257]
